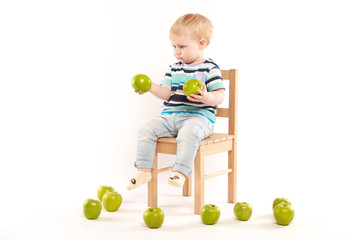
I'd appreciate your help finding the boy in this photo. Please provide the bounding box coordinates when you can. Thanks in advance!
[127,13,225,190]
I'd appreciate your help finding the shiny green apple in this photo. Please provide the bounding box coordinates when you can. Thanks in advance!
[201,204,221,225]
[102,192,122,212]
[273,203,295,226]
[183,79,204,97]
[97,185,115,201]
[143,207,165,228]
[83,198,102,220]
[272,198,291,210]
[131,74,152,93]
[233,202,253,221]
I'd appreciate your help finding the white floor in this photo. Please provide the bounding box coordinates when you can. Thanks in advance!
[1,174,358,240]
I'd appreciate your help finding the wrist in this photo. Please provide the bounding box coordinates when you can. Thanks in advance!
[202,92,211,105]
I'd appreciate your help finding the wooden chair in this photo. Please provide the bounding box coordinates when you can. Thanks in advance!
[148,69,239,214]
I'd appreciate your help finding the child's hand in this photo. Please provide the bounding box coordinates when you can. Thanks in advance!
[135,90,144,95]
[187,82,209,103]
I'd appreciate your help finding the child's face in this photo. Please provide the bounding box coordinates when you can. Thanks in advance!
[171,32,206,65]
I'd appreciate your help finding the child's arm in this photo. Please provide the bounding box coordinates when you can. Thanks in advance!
[149,83,171,101]
[187,82,225,106]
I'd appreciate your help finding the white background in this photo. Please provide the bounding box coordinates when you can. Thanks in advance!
[1,0,359,239]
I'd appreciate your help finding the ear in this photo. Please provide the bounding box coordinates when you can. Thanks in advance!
[199,38,207,49]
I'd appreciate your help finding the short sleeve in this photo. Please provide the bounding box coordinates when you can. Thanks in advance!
[206,67,225,92]
[159,65,172,86]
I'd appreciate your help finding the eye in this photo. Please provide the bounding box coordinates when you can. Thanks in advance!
[172,45,186,50]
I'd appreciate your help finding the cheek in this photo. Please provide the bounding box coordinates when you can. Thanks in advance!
[182,49,189,57]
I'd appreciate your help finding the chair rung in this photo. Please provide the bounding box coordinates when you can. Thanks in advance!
[205,169,232,179]
[158,166,172,173]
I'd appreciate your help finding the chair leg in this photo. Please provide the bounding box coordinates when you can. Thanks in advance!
[194,147,204,214]
[148,153,158,207]
[228,140,237,203]
[182,173,192,197]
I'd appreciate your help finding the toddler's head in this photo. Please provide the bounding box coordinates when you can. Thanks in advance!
[170,13,213,47]
[169,14,213,64]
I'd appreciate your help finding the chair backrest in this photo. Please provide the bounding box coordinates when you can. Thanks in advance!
[216,69,239,138]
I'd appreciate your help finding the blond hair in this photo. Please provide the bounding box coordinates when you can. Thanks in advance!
[169,13,213,46]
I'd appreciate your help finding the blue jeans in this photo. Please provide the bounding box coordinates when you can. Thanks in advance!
[135,113,214,177]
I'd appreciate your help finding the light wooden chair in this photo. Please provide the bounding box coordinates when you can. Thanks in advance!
[148,69,239,214]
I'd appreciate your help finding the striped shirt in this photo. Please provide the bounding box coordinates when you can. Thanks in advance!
[159,59,225,123]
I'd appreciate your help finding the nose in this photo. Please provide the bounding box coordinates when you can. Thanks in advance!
[175,48,181,55]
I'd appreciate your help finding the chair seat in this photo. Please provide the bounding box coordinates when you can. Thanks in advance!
[157,132,235,146]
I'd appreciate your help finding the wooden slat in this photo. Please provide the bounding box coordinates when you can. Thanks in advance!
[205,169,232,179]
[156,142,177,154]
[202,140,233,156]
[228,69,239,136]
[157,137,176,144]
[157,133,234,147]
[200,133,234,145]
[194,147,204,214]
[216,107,229,118]
[228,140,237,203]
[183,175,192,197]
[228,69,239,203]
[221,70,230,80]
[158,166,172,173]
[148,154,158,207]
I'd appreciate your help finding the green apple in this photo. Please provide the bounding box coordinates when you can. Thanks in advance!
[131,74,152,93]
[83,198,102,220]
[273,198,291,210]
[102,192,122,212]
[273,203,295,226]
[97,185,115,201]
[233,202,253,221]
[183,79,204,97]
[201,204,221,225]
[143,207,165,229]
